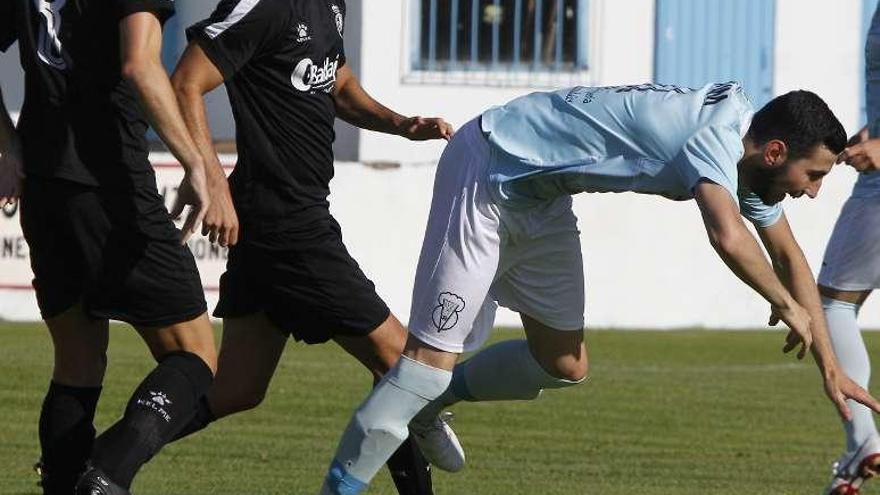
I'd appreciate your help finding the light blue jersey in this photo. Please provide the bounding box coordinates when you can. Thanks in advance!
[853,5,880,198]
[481,82,783,227]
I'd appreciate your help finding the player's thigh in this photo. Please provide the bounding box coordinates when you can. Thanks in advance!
[334,313,407,380]
[20,177,109,321]
[818,197,880,293]
[408,120,501,354]
[495,201,585,336]
[135,312,217,371]
[521,313,588,381]
[819,286,872,306]
[206,312,289,416]
[45,303,110,387]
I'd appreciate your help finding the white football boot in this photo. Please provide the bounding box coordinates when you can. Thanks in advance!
[824,436,880,495]
[409,411,466,472]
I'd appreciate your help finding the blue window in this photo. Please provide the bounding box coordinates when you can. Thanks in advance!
[654,0,775,106]
[410,0,589,73]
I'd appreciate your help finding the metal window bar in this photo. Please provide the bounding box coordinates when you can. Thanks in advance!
[555,0,564,68]
[428,0,438,69]
[450,0,460,67]
[577,0,588,68]
[492,0,501,66]
[513,0,523,67]
[533,0,543,69]
[471,0,480,65]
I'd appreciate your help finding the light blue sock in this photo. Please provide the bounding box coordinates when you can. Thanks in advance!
[320,356,451,495]
[824,296,879,452]
[413,339,584,428]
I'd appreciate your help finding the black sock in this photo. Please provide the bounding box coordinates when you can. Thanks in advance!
[387,436,434,495]
[169,395,216,442]
[90,351,213,489]
[38,382,102,494]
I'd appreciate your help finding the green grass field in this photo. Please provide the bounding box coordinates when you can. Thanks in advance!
[1,323,878,495]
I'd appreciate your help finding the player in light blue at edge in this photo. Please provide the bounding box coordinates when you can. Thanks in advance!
[319,82,880,494]
[820,3,880,494]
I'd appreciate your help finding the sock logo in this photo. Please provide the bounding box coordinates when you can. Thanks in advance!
[149,391,172,407]
[135,391,172,422]
[432,292,465,332]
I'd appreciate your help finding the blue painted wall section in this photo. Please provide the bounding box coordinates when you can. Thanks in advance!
[654,0,775,106]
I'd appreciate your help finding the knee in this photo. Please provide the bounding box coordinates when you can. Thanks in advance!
[534,343,589,384]
[53,348,107,386]
[353,408,409,444]
[210,384,267,417]
[231,392,266,414]
[549,353,589,383]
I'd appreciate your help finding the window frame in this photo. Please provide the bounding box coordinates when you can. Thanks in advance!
[401,0,602,88]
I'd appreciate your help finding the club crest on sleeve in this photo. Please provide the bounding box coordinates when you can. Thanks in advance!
[330,4,343,37]
[432,292,465,332]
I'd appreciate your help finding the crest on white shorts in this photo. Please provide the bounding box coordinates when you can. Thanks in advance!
[432,292,465,332]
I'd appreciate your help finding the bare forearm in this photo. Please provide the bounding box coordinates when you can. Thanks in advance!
[173,85,225,181]
[712,228,795,310]
[125,62,204,172]
[0,89,18,153]
[774,254,838,374]
[334,78,405,134]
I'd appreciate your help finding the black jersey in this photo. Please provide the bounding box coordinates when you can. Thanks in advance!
[0,0,174,186]
[187,0,347,235]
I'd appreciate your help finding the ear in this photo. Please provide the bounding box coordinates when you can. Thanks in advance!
[762,139,788,167]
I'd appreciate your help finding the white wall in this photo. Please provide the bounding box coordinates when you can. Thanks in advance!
[775,0,863,132]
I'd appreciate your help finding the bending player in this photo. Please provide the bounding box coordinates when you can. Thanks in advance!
[167,1,452,494]
[319,83,880,494]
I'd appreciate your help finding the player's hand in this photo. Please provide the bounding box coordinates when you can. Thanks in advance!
[170,164,211,244]
[837,137,880,172]
[768,301,812,360]
[0,135,25,208]
[398,116,455,141]
[823,369,880,421]
[201,166,239,247]
[847,126,870,147]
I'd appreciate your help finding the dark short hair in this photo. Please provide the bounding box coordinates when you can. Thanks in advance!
[747,90,846,158]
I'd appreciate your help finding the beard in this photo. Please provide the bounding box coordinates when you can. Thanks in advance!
[748,164,787,205]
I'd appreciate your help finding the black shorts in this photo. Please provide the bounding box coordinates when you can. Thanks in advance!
[20,176,207,326]
[214,218,390,344]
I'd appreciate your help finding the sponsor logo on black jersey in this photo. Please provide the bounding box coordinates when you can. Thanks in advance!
[432,292,465,332]
[291,55,339,93]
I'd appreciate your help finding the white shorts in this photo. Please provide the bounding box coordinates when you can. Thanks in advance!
[817,196,880,292]
[408,118,585,353]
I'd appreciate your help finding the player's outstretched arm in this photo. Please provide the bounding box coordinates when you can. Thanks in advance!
[332,65,453,140]
[171,43,239,247]
[693,180,813,355]
[119,11,209,242]
[0,86,24,207]
[757,214,880,419]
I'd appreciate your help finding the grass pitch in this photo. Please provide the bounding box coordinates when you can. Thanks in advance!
[1,322,877,494]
